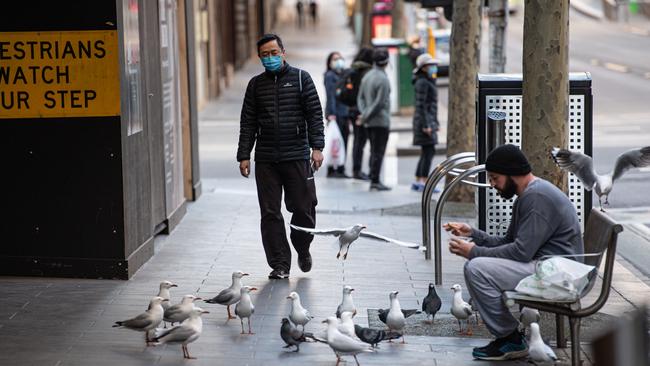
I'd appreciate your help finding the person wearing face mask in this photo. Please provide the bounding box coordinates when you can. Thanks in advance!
[324,52,350,178]
[410,53,440,192]
[237,33,325,280]
[443,144,583,361]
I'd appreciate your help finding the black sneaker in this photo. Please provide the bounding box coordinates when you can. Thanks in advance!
[298,253,312,272]
[370,182,392,191]
[472,330,528,360]
[353,172,370,181]
[268,269,290,279]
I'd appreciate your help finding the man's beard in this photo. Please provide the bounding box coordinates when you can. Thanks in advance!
[497,176,517,199]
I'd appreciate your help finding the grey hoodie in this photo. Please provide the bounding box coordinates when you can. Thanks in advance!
[357,66,391,129]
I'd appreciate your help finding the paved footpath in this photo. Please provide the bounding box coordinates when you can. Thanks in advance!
[1,1,648,366]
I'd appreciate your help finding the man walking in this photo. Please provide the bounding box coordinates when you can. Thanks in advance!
[357,48,391,191]
[445,144,584,360]
[237,34,325,280]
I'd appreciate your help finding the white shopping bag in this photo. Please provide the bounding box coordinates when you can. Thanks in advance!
[322,120,346,168]
[515,256,596,301]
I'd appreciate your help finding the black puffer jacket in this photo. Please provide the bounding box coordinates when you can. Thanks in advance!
[412,72,439,146]
[237,63,324,162]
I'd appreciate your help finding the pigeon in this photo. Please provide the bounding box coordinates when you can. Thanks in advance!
[354,324,402,347]
[152,307,209,359]
[468,297,480,324]
[528,322,558,363]
[287,291,313,331]
[290,224,424,260]
[551,146,650,211]
[520,307,540,336]
[235,286,257,335]
[422,283,442,324]
[204,270,249,320]
[338,311,356,338]
[280,318,315,352]
[322,317,374,366]
[450,284,473,335]
[113,296,168,345]
[336,285,357,318]
[164,294,202,325]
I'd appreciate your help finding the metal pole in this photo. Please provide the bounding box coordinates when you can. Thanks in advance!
[433,164,486,285]
[488,0,508,73]
[422,152,475,259]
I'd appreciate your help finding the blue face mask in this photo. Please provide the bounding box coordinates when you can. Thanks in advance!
[261,55,283,72]
[428,66,438,79]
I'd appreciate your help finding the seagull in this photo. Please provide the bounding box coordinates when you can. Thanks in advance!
[235,286,257,335]
[113,296,168,345]
[520,307,540,337]
[422,283,442,324]
[450,284,473,335]
[287,291,313,331]
[338,311,356,338]
[336,285,357,318]
[152,307,209,359]
[290,224,424,260]
[322,317,374,366]
[164,294,202,326]
[468,297,480,324]
[528,322,558,363]
[381,291,407,343]
[354,325,401,347]
[204,270,249,320]
[157,281,177,325]
[280,318,314,352]
[551,146,650,211]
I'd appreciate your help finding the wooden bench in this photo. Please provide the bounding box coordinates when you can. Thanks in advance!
[503,208,623,366]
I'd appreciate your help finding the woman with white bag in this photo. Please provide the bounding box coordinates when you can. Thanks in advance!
[323,51,350,178]
[443,145,584,361]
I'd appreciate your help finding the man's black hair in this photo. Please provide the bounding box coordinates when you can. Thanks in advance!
[257,33,284,53]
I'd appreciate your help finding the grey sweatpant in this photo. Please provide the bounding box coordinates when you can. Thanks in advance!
[463,257,537,338]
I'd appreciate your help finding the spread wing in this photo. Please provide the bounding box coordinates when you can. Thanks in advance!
[377,308,389,324]
[612,146,650,182]
[290,224,347,236]
[401,309,420,318]
[551,148,598,190]
[359,230,423,249]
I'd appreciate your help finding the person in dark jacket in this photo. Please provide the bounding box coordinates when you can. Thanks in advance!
[237,34,325,280]
[349,47,374,181]
[323,51,350,178]
[411,53,440,192]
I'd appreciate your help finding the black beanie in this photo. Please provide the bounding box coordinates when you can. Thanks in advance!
[373,48,389,66]
[485,144,532,176]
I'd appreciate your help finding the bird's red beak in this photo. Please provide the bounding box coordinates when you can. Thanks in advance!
[250,287,258,291]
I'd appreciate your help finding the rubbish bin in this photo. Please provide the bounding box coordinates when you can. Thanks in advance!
[476,73,593,235]
[398,43,415,109]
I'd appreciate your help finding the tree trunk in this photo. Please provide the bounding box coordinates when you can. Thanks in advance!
[391,0,405,39]
[360,0,375,47]
[521,0,569,190]
[446,0,482,203]
[488,0,508,73]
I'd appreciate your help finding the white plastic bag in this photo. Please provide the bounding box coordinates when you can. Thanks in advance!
[515,256,596,301]
[322,120,346,168]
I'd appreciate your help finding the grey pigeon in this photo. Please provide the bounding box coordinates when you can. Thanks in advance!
[152,307,209,359]
[234,286,257,334]
[551,146,650,210]
[290,224,424,260]
[113,296,168,345]
[336,285,357,318]
[322,317,374,365]
[164,294,202,325]
[204,270,249,320]
[280,318,315,352]
[450,284,473,335]
[422,283,442,324]
[528,322,558,363]
[354,325,401,347]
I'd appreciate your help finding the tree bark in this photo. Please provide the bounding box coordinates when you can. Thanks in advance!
[391,0,405,39]
[359,0,375,47]
[488,0,508,73]
[446,0,482,203]
[521,0,569,190]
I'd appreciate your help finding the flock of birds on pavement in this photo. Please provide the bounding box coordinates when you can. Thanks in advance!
[113,275,558,364]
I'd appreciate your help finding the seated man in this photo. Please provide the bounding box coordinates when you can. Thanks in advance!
[445,144,584,361]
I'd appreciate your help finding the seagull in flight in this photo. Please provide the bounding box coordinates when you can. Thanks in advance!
[551,146,650,211]
[290,224,424,260]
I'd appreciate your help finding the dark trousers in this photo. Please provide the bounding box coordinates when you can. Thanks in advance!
[367,127,390,184]
[255,160,317,272]
[336,116,350,173]
[352,123,368,174]
[415,144,435,178]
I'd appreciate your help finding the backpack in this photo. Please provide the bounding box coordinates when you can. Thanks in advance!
[335,68,361,107]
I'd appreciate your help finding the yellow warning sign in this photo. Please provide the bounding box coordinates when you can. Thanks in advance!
[0,30,120,118]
